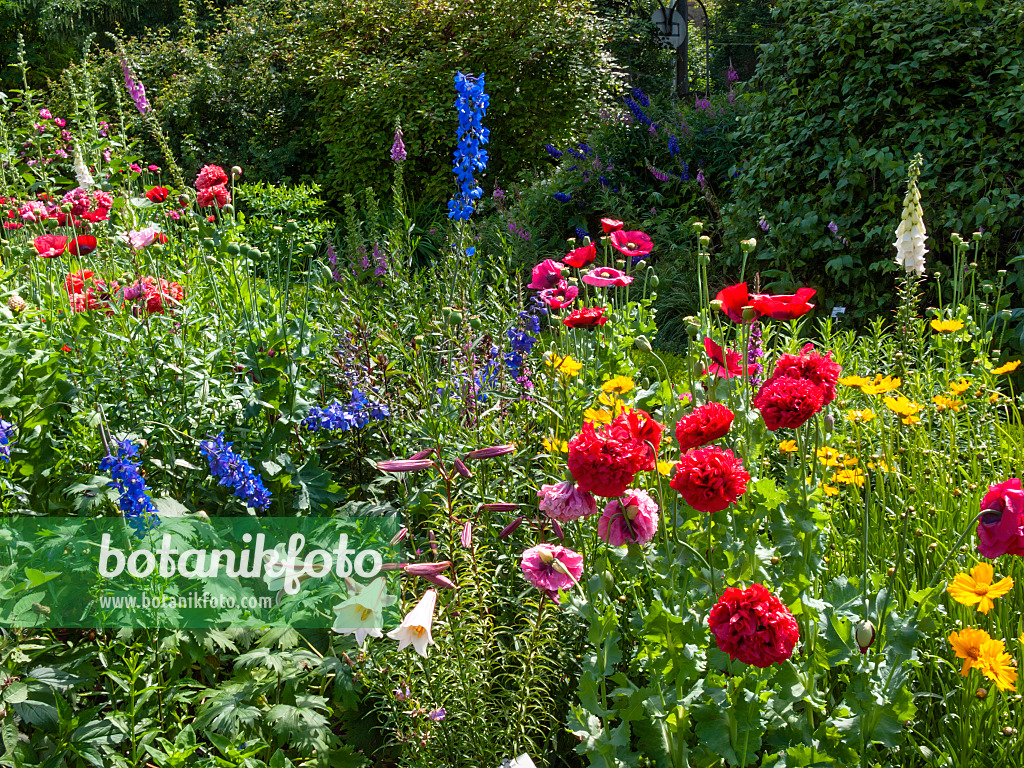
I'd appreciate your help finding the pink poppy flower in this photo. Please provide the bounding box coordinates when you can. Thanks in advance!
[538,480,598,522]
[528,259,565,290]
[583,266,633,287]
[610,230,653,259]
[521,543,583,602]
[597,489,659,546]
[34,234,69,258]
[539,282,579,309]
[126,227,160,251]
[601,218,624,234]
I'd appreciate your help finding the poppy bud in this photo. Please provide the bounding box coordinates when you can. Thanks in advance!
[854,619,876,654]
[231,166,242,177]
[634,335,653,353]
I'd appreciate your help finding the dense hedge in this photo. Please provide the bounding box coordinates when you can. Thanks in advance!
[721,0,1024,317]
[306,0,617,202]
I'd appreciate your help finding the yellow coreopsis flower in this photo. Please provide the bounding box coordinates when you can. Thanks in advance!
[596,392,629,416]
[822,484,840,497]
[657,460,674,477]
[867,458,893,472]
[949,627,992,676]
[583,407,613,425]
[838,374,872,388]
[930,319,965,333]
[542,437,568,454]
[933,395,963,412]
[949,380,971,396]
[835,467,865,487]
[544,352,582,378]
[779,440,798,454]
[816,447,843,467]
[947,563,1013,615]
[844,409,876,423]
[861,375,902,395]
[992,360,1021,375]
[978,638,1018,692]
[990,392,1001,404]
[601,376,635,395]
[883,395,923,421]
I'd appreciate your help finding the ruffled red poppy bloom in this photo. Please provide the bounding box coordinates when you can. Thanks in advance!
[197,184,229,208]
[34,234,69,258]
[563,306,608,328]
[709,584,799,667]
[563,242,597,269]
[65,270,94,296]
[669,445,749,513]
[703,337,745,378]
[752,376,824,430]
[750,287,817,320]
[609,230,653,259]
[70,235,97,256]
[145,186,169,203]
[768,344,842,405]
[195,164,229,190]
[567,415,649,498]
[624,409,664,471]
[675,402,734,452]
[601,218,624,234]
[977,478,1024,558]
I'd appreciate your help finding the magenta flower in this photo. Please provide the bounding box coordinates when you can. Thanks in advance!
[39,109,52,120]
[597,489,659,546]
[520,543,583,601]
[125,227,160,251]
[609,230,654,259]
[528,259,565,290]
[390,129,407,163]
[539,282,579,309]
[583,266,633,288]
[538,480,598,522]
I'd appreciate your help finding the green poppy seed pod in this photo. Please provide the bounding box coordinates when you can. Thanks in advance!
[223,204,234,215]
[272,225,284,235]
[691,221,704,233]
[151,243,164,255]
[202,238,215,250]
[699,235,711,246]
[231,166,242,177]
[650,275,660,288]
[303,243,316,256]
[469,317,482,330]
[226,243,240,256]
[854,620,875,654]
[972,231,983,242]
[823,414,834,432]
[450,311,463,324]
[741,306,757,321]
[951,232,963,246]
[24,246,36,259]
[634,335,653,353]
[285,220,299,234]
[982,282,994,294]
[61,203,73,213]
[685,318,700,339]
[249,248,262,260]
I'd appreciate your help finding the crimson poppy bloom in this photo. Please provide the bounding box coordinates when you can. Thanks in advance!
[70,235,97,256]
[540,283,578,309]
[750,287,817,320]
[528,259,565,290]
[601,218,624,234]
[610,230,653,259]
[714,282,753,323]
[703,338,745,378]
[34,234,68,258]
[563,242,596,269]
[145,186,169,203]
[563,306,608,328]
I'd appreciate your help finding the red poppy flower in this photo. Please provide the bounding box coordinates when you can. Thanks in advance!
[70,235,97,256]
[195,164,229,190]
[703,337,745,378]
[540,283,578,309]
[709,584,799,667]
[563,242,597,269]
[33,234,69,258]
[197,185,229,208]
[624,409,664,471]
[601,218,624,234]
[749,287,817,320]
[669,445,749,513]
[568,415,649,497]
[563,306,608,328]
[769,345,841,405]
[65,270,94,295]
[145,186,169,203]
[714,282,753,323]
[752,376,824,431]
[609,230,653,259]
[675,402,735,452]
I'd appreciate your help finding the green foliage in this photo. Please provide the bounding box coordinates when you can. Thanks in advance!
[306,0,617,203]
[722,0,1024,316]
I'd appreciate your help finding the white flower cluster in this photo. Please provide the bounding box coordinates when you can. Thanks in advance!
[73,144,94,191]
[893,176,927,275]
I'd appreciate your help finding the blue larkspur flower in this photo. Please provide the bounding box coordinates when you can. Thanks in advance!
[199,433,272,510]
[544,144,562,159]
[623,96,650,126]
[553,192,572,203]
[575,227,588,241]
[98,439,160,538]
[0,418,13,463]
[304,390,390,433]
[632,87,650,108]
[447,72,489,221]
[668,134,679,156]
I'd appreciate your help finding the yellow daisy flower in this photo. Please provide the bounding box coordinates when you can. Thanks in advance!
[949,380,971,396]
[867,459,893,472]
[543,352,582,378]
[844,409,876,423]
[978,638,1018,692]
[542,437,568,454]
[861,375,902,395]
[816,447,843,467]
[992,360,1021,375]
[930,319,965,333]
[990,392,1001,404]
[838,374,872,388]
[842,456,859,466]
[601,376,635,395]
[949,627,992,676]
[947,563,1013,615]
[779,440,798,454]
[583,407,613,425]
[822,484,840,497]
[835,467,865,487]
[883,395,923,420]
[933,395,963,412]
[657,460,674,477]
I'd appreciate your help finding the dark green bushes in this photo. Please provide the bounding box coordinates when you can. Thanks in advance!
[722,0,1024,317]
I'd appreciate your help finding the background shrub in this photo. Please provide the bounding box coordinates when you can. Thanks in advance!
[721,0,1024,317]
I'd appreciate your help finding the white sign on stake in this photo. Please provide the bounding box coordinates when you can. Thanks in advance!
[497,755,537,768]
[651,6,688,49]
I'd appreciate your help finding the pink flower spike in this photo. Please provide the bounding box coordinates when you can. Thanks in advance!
[386,589,438,657]
[377,459,435,472]
[465,445,515,460]
[583,267,633,288]
[460,521,473,548]
[528,259,565,290]
[405,561,452,576]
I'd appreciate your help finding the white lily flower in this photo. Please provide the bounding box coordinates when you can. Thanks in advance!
[332,577,397,644]
[386,588,438,657]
